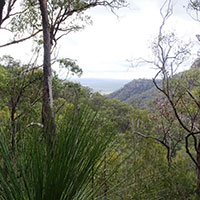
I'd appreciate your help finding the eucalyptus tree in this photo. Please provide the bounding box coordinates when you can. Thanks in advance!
[0,0,126,145]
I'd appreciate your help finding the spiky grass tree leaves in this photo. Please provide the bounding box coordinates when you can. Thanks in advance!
[0,106,113,200]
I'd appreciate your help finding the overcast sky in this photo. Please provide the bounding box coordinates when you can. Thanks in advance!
[1,0,200,80]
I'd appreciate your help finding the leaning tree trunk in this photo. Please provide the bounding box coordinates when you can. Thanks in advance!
[39,0,56,146]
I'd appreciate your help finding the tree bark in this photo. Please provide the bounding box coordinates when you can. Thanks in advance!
[0,0,5,26]
[197,138,200,200]
[39,0,56,145]
[10,98,16,153]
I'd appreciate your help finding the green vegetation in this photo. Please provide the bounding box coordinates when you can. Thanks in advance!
[0,107,113,200]
[0,56,199,199]
[1,0,200,199]
[108,78,159,108]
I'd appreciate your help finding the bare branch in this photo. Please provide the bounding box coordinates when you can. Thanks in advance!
[186,133,198,167]
[133,131,170,149]
[159,0,173,37]
[1,0,21,26]
[187,89,200,110]
[133,129,173,166]
[0,30,42,48]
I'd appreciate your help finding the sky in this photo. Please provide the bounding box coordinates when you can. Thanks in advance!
[1,0,200,80]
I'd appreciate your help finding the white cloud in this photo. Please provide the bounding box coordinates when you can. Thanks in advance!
[0,0,200,80]
[57,0,199,79]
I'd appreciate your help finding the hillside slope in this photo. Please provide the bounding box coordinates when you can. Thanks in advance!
[108,78,159,108]
[108,68,200,108]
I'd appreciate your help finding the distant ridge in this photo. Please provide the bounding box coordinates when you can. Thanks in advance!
[108,67,200,108]
[108,78,158,108]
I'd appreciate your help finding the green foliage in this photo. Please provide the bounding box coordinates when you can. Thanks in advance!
[57,58,83,78]
[0,55,199,199]
[109,134,196,200]
[2,0,199,198]
[0,56,43,133]
[0,106,114,200]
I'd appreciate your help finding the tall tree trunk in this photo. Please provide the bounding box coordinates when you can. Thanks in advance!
[39,0,56,145]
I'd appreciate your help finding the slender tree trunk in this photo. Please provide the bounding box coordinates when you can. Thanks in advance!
[39,0,56,145]
[10,99,16,153]
[197,138,200,200]
[167,147,172,168]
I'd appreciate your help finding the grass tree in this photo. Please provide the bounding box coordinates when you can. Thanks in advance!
[0,106,115,200]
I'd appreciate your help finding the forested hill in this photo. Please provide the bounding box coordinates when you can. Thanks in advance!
[108,78,160,108]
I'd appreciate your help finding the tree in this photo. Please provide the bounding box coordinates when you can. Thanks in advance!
[0,56,43,152]
[150,0,200,199]
[149,97,185,166]
[0,0,126,147]
[38,0,56,145]
[130,0,191,166]
[0,104,116,200]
